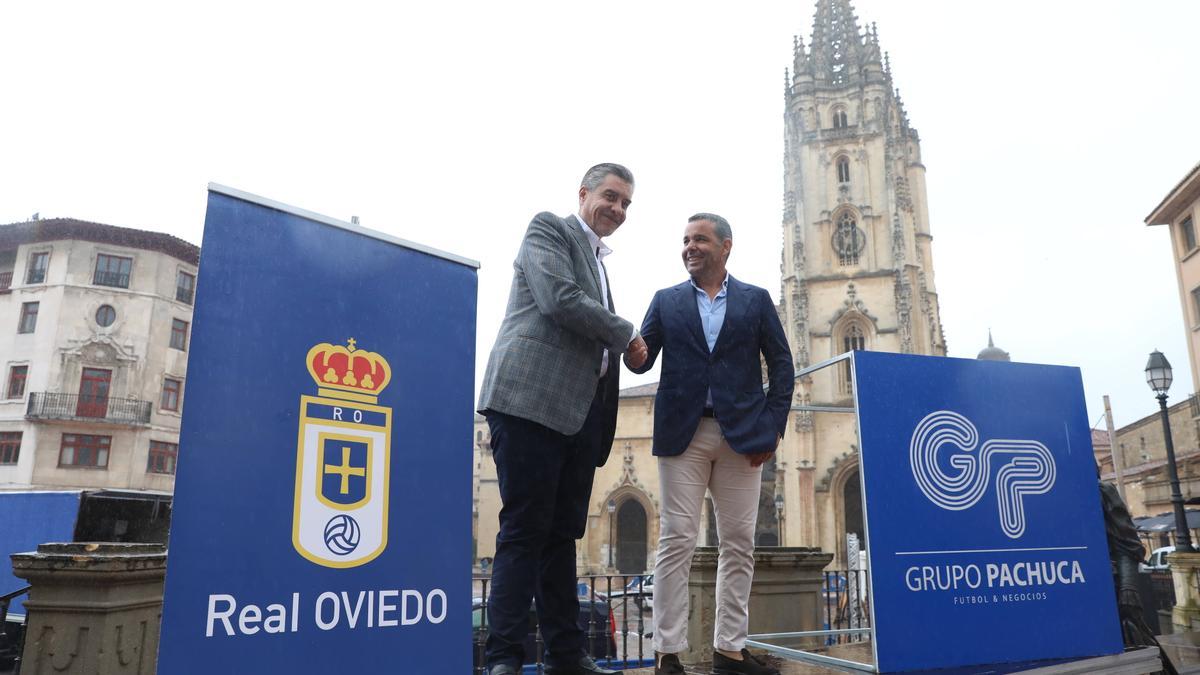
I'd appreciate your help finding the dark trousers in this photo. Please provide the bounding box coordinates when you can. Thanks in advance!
[484,384,608,668]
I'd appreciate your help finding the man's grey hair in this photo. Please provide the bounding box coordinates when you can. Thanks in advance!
[580,163,635,191]
[689,212,732,242]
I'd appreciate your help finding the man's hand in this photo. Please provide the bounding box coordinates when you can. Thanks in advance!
[747,451,774,467]
[747,435,783,467]
[625,335,648,369]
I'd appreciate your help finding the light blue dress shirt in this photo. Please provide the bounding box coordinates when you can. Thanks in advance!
[690,273,729,406]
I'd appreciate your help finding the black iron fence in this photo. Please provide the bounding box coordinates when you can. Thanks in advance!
[1148,570,1176,612]
[472,574,654,674]
[822,569,870,644]
[469,569,870,672]
[0,586,29,675]
[26,392,152,426]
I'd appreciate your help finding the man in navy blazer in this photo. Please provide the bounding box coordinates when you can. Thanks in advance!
[627,213,793,675]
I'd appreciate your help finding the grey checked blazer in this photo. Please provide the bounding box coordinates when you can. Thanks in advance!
[478,212,634,459]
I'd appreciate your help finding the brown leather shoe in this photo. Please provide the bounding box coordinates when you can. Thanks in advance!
[543,655,619,675]
[711,649,780,675]
[655,652,685,675]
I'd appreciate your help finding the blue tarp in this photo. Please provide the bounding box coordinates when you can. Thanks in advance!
[0,491,81,614]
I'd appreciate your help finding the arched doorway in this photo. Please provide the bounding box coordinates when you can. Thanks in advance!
[843,470,865,552]
[616,499,648,573]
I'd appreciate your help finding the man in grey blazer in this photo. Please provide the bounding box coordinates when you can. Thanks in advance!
[477,163,648,675]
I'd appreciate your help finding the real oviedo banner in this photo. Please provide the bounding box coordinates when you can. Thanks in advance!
[853,351,1121,673]
[158,185,478,674]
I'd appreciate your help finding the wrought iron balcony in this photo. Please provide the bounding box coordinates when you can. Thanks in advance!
[26,392,152,426]
[0,271,11,292]
[92,270,130,288]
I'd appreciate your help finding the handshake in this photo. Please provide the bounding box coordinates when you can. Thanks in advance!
[625,335,648,370]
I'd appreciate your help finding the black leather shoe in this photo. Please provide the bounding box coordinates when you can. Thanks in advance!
[544,655,619,674]
[655,652,685,675]
[711,648,780,675]
[487,665,518,675]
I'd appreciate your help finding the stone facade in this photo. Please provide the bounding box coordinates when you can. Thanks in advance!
[473,0,947,573]
[1146,162,1200,398]
[0,218,198,492]
[1107,396,1200,525]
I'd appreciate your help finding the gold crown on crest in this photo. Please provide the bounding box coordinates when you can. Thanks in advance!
[306,338,392,403]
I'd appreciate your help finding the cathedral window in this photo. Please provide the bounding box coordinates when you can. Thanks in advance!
[836,156,851,184]
[833,109,848,129]
[832,212,863,266]
[838,323,867,396]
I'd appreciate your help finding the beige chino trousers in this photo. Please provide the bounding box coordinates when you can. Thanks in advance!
[652,417,763,654]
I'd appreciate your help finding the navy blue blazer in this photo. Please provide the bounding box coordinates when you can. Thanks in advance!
[630,275,795,457]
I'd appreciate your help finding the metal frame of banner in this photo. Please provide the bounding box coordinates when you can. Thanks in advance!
[745,351,880,673]
[207,183,481,269]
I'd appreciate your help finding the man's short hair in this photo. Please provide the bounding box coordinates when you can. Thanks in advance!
[689,212,732,242]
[581,163,635,191]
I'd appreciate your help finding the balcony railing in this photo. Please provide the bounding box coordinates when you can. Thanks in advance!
[26,392,152,426]
[93,270,130,288]
[0,271,11,292]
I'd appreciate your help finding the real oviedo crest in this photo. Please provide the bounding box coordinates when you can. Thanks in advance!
[294,339,392,568]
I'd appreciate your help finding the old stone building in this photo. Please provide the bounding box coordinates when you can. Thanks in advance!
[474,0,946,573]
[0,218,197,492]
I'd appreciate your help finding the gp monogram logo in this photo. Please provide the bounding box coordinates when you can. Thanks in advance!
[909,410,1056,539]
[293,338,392,568]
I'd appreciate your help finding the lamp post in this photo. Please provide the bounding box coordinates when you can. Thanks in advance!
[1146,349,1195,553]
[607,498,617,570]
[774,491,785,546]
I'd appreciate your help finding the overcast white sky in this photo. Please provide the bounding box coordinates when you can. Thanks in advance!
[2,1,1197,429]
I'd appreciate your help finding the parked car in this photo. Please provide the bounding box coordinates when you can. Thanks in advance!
[471,597,618,668]
[603,574,654,611]
[1141,546,1175,572]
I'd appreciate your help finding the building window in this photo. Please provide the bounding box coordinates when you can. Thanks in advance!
[1193,287,1200,327]
[7,365,27,399]
[832,212,863,266]
[95,304,117,328]
[836,156,851,184]
[147,441,178,475]
[170,319,189,351]
[0,432,20,465]
[18,302,38,334]
[59,433,111,469]
[93,254,132,288]
[176,270,196,305]
[26,251,49,284]
[1183,216,1197,255]
[840,324,866,395]
[833,109,848,129]
[161,377,182,412]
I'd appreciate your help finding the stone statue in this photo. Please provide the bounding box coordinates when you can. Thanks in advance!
[1099,473,1179,674]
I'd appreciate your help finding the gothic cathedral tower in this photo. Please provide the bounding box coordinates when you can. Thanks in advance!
[777,0,946,561]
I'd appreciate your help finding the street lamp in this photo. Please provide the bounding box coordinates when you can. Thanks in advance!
[1146,350,1195,553]
[773,491,785,546]
[607,499,617,570]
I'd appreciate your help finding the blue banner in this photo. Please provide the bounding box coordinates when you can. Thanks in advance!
[158,186,477,673]
[854,351,1121,672]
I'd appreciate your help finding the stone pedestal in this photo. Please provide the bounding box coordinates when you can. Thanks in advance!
[11,542,167,675]
[1168,551,1200,633]
[683,546,834,664]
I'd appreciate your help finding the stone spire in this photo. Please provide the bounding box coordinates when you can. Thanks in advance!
[809,0,865,84]
[793,34,809,75]
[863,22,882,65]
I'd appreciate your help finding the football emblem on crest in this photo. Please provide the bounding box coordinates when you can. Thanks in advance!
[293,338,392,568]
